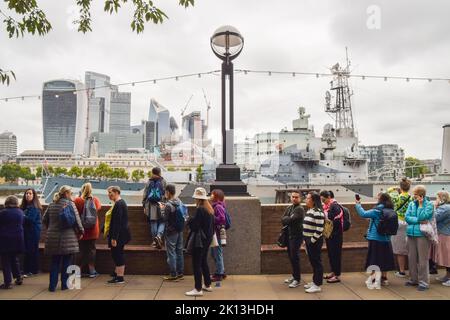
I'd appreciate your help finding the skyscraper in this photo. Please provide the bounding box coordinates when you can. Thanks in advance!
[85,71,112,136]
[182,111,204,145]
[148,98,171,145]
[110,91,131,135]
[0,131,17,159]
[84,72,135,156]
[42,80,88,155]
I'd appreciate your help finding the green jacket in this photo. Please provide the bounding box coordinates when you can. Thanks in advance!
[281,204,305,239]
[388,187,412,222]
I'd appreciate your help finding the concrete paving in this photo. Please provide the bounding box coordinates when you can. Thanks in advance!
[0,271,449,300]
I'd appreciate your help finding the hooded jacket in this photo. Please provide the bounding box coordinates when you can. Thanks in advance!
[162,198,182,235]
[212,201,227,239]
[405,198,434,237]
[435,203,450,236]
[142,176,167,220]
[355,203,391,242]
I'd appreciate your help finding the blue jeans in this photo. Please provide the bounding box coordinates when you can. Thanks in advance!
[165,232,184,276]
[49,254,72,290]
[150,219,165,238]
[210,243,225,275]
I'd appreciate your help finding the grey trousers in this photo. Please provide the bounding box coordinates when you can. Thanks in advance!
[407,236,431,287]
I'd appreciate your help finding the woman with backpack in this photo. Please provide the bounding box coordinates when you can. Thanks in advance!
[433,191,450,287]
[355,193,396,289]
[20,188,42,277]
[74,183,102,278]
[210,189,227,282]
[404,185,434,291]
[303,192,325,293]
[185,187,214,297]
[142,167,167,249]
[43,185,84,292]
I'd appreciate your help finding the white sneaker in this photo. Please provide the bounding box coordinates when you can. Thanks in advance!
[202,285,213,292]
[436,275,449,282]
[443,280,450,287]
[288,280,300,288]
[284,277,294,284]
[394,271,407,278]
[305,284,322,293]
[185,289,203,296]
[304,282,314,289]
[367,281,381,290]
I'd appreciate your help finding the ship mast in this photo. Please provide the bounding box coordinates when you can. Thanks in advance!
[324,47,355,138]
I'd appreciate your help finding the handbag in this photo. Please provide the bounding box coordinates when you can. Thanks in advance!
[323,218,334,239]
[185,231,195,255]
[210,233,219,248]
[420,218,439,245]
[277,226,289,248]
[103,204,114,239]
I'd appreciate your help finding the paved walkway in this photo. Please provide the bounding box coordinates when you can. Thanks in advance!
[0,271,449,300]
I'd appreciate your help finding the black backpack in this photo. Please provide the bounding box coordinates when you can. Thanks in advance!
[337,204,351,232]
[377,208,398,236]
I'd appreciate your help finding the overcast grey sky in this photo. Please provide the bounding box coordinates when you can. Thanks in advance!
[1,0,449,159]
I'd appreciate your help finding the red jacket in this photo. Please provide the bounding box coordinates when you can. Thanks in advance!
[74,196,101,240]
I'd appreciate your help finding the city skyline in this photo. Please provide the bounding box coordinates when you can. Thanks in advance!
[1,0,449,159]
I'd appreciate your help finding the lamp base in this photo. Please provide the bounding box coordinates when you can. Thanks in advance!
[210,164,249,196]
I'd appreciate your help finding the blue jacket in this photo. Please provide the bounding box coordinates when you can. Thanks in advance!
[355,203,391,242]
[23,206,42,253]
[0,207,25,254]
[405,199,434,237]
[435,203,450,236]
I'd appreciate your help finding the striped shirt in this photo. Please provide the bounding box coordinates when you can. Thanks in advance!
[303,208,325,243]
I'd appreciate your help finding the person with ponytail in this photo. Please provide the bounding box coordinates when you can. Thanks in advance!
[185,187,214,297]
[20,188,42,277]
[43,185,84,292]
[74,183,101,278]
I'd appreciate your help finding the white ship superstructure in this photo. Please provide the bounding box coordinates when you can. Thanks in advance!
[256,60,369,184]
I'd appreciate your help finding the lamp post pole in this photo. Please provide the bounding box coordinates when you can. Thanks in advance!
[210,26,249,196]
[221,56,234,164]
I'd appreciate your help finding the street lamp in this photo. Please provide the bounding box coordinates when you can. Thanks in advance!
[210,25,248,196]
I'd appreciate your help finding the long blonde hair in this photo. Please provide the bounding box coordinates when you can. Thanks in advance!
[81,182,93,199]
[195,199,214,215]
[53,185,72,202]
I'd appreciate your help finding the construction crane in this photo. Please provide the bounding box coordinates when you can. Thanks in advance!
[202,88,211,128]
[181,94,194,118]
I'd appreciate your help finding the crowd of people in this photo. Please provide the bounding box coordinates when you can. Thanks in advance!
[281,178,450,293]
[0,167,229,297]
[1,173,449,296]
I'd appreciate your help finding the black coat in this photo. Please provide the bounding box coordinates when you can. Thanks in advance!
[0,207,25,254]
[187,206,214,248]
[108,199,131,247]
[281,204,305,239]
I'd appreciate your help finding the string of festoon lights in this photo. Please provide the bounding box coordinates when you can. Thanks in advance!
[1,68,449,103]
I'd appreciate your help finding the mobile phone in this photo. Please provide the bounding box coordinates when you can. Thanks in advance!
[355,194,361,201]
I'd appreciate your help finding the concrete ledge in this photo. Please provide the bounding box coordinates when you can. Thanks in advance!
[261,242,368,252]
[261,242,369,274]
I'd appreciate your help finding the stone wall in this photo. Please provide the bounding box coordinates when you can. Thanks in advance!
[1,200,379,274]
[261,202,374,244]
